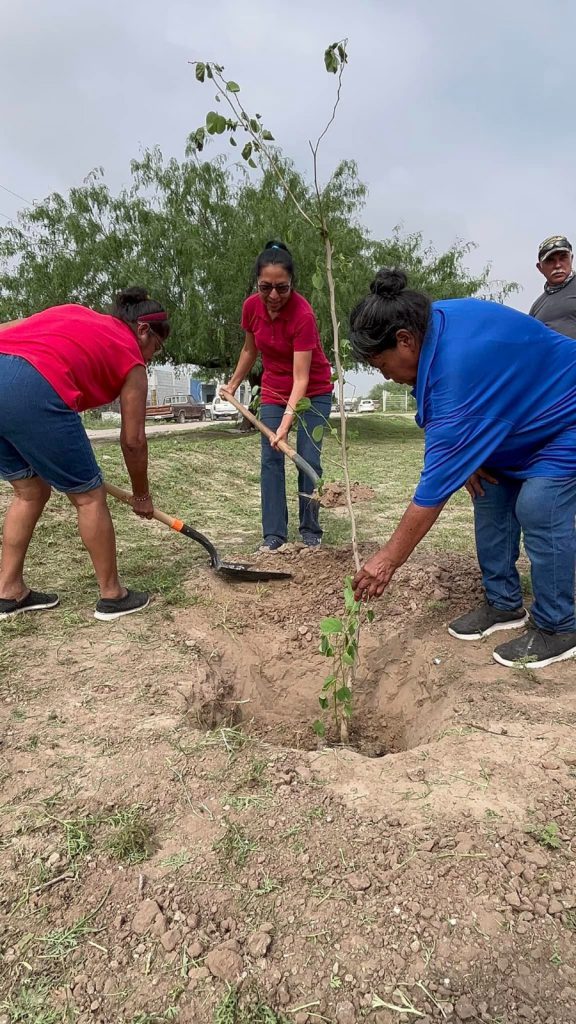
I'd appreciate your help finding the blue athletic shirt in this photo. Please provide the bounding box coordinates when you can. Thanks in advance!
[412,299,576,507]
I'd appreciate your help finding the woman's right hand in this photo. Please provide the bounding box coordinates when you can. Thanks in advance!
[132,494,154,520]
[220,382,236,397]
[465,468,499,500]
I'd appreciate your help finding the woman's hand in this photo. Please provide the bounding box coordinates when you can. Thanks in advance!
[352,547,399,601]
[132,494,154,520]
[270,420,292,449]
[465,467,499,500]
[220,382,236,397]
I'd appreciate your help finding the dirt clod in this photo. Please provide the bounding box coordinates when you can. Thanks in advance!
[131,899,162,935]
[205,946,244,981]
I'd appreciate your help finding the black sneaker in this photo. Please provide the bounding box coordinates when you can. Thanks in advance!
[0,589,60,620]
[257,537,286,553]
[301,533,322,548]
[493,625,576,669]
[448,601,528,640]
[94,590,150,621]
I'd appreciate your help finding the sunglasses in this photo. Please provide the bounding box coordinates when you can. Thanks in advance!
[257,281,291,296]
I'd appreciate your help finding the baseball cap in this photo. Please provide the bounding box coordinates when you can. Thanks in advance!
[538,235,573,262]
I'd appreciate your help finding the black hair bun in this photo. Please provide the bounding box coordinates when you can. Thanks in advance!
[264,239,290,254]
[115,286,150,308]
[370,268,407,299]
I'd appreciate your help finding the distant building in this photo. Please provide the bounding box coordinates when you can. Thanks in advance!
[146,365,250,406]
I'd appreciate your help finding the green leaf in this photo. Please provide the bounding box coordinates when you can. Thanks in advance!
[320,617,343,635]
[205,111,220,133]
[320,635,332,656]
[318,696,329,710]
[335,686,352,703]
[366,609,375,623]
[342,653,354,666]
[312,425,324,443]
[295,397,311,412]
[226,80,240,93]
[195,62,206,83]
[247,158,257,169]
[312,271,323,291]
[241,142,253,161]
[313,720,326,737]
[322,674,337,691]
[261,129,274,141]
[229,136,237,147]
[324,46,339,73]
[249,118,260,133]
[214,114,227,134]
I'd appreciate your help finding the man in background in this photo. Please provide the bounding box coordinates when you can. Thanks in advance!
[529,235,576,338]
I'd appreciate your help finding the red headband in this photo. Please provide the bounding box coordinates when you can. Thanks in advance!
[137,311,168,323]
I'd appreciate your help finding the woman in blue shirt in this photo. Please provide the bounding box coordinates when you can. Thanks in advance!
[349,268,576,670]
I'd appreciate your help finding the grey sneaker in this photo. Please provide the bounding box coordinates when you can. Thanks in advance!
[448,601,528,641]
[493,625,576,669]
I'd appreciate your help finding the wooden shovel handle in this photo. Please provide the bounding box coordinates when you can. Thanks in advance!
[221,392,320,487]
[104,483,180,532]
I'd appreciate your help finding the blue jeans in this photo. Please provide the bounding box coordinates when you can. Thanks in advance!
[473,475,576,632]
[0,355,102,493]
[260,394,332,542]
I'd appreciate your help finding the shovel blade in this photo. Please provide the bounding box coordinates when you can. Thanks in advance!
[217,562,292,582]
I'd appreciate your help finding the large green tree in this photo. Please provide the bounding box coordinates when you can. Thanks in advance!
[0,141,515,372]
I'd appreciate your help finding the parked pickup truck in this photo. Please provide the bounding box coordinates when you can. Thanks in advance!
[145,397,206,424]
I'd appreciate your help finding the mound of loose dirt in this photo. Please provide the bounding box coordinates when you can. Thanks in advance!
[318,481,377,508]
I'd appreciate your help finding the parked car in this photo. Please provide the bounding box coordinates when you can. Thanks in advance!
[207,396,241,421]
[358,399,377,413]
[145,396,206,423]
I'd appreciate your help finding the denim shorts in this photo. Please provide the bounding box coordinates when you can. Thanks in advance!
[0,355,103,493]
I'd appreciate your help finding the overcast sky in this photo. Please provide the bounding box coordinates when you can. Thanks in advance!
[1,0,575,396]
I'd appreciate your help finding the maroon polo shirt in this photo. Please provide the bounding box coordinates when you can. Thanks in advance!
[242,290,332,405]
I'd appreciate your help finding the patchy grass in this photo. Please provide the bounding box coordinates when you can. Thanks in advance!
[213,988,290,1024]
[213,819,255,868]
[528,821,562,849]
[0,983,60,1024]
[104,807,156,864]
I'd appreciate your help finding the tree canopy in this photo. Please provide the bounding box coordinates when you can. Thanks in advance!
[0,139,515,372]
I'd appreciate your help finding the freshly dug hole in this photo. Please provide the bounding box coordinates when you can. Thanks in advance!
[175,547,483,756]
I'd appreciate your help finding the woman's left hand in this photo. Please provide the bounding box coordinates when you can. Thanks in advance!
[270,422,291,449]
[352,548,398,601]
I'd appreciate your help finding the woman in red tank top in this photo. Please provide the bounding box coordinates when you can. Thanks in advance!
[0,287,170,621]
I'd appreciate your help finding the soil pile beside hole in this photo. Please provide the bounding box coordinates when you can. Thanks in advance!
[318,480,376,507]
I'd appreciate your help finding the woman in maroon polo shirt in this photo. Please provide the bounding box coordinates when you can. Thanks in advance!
[222,241,333,550]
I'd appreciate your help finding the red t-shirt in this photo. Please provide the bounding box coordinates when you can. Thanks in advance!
[241,291,333,405]
[0,304,145,412]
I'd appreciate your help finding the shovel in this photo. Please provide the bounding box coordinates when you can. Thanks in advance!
[222,393,321,488]
[105,483,292,583]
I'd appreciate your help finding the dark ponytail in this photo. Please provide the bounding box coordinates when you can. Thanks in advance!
[111,286,170,340]
[349,268,430,362]
[254,240,296,282]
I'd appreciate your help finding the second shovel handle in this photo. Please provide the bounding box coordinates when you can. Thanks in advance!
[222,392,297,458]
